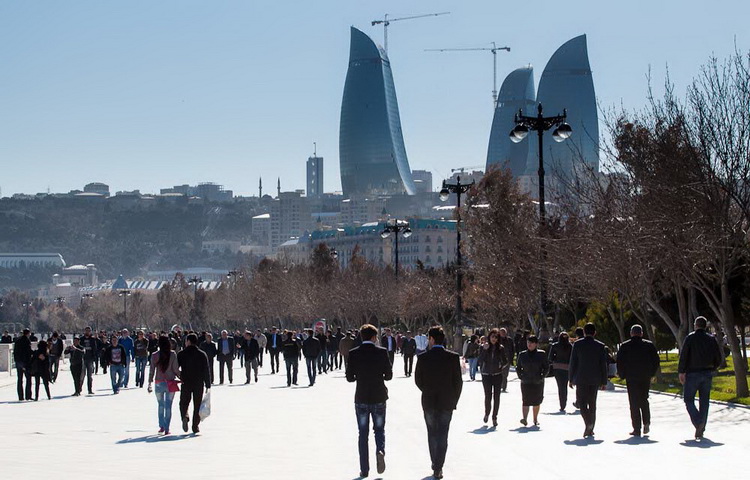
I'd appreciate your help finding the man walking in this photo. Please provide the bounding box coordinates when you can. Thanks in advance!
[255,329,267,368]
[133,330,150,388]
[303,329,322,386]
[346,324,393,478]
[216,330,235,384]
[414,326,462,480]
[119,329,134,388]
[199,333,217,384]
[339,330,355,369]
[569,322,608,438]
[178,333,211,434]
[678,316,723,440]
[281,331,301,386]
[266,327,282,374]
[48,331,64,383]
[616,324,660,437]
[401,331,417,377]
[13,328,33,401]
[64,337,86,396]
[381,327,396,366]
[79,326,98,395]
[241,331,260,384]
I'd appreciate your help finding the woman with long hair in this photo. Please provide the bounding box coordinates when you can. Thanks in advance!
[148,335,180,435]
[548,332,572,412]
[30,340,51,401]
[478,329,509,426]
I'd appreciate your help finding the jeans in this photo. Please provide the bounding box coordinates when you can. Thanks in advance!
[123,357,130,387]
[576,384,599,429]
[467,357,478,380]
[49,355,60,382]
[683,371,713,428]
[16,361,32,400]
[154,382,176,431]
[180,384,204,429]
[481,374,502,419]
[627,379,651,433]
[135,357,148,387]
[285,358,299,385]
[317,351,327,374]
[84,359,96,393]
[109,364,125,393]
[305,357,317,385]
[355,403,386,475]
[424,409,453,472]
[554,370,569,410]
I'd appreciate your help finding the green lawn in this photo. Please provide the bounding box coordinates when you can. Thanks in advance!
[612,353,750,406]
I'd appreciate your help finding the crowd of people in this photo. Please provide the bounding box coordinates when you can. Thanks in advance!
[5,315,725,479]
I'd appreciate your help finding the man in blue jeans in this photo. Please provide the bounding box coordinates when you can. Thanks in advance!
[346,324,392,478]
[678,316,723,440]
[119,329,135,388]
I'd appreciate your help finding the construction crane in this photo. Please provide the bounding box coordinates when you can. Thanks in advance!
[372,12,450,54]
[451,166,484,174]
[425,42,511,107]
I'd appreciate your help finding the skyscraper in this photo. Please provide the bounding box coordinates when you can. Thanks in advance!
[535,34,599,178]
[485,66,536,176]
[339,27,416,198]
[307,155,323,197]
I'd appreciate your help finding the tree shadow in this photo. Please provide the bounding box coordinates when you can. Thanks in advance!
[564,438,604,446]
[117,433,194,444]
[614,436,659,445]
[680,438,724,448]
[469,425,496,434]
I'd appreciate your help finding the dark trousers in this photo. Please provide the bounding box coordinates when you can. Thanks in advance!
[180,384,204,429]
[500,363,511,390]
[626,379,651,433]
[237,348,245,368]
[387,350,395,367]
[355,403,386,475]
[34,375,51,400]
[269,349,280,373]
[16,361,32,400]
[84,359,96,393]
[481,374,502,419]
[317,350,327,373]
[135,356,147,387]
[218,354,233,383]
[404,354,415,376]
[305,357,317,385]
[285,358,298,385]
[49,355,60,382]
[576,384,599,429]
[207,357,215,384]
[424,409,453,472]
[257,348,263,367]
[554,370,569,410]
[71,363,84,394]
[683,371,712,428]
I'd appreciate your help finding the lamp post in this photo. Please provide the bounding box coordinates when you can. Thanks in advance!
[439,177,475,336]
[55,296,66,308]
[22,301,32,326]
[226,270,243,287]
[380,219,412,277]
[118,289,131,326]
[509,103,572,320]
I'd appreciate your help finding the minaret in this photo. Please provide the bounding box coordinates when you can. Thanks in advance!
[277,177,281,197]
[259,177,262,198]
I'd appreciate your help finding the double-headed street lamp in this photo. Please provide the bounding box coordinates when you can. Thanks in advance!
[119,289,132,326]
[381,219,412,277]
[226,270,243,287]
[439,176,475,334]
[510,103,572,319]
[55,296,66,308]
[330,248,339,260]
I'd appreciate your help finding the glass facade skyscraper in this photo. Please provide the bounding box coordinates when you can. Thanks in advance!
[485,66,536,176]
[339,27,416,198]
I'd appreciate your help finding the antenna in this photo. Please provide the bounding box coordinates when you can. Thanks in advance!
[313,142,317,157]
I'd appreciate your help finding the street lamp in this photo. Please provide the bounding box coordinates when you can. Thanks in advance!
[226,270,243,287]
[330,248,339,260]
[510,103,572,320]
[439,176,475,336]
[22,301,32,326]
[380,219,412,276]
[118,289,132,326]
[55,296,66,307]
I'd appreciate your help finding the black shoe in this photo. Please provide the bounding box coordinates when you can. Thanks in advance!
[433,469,444,479]
[695,423,705,439]
[643,423,650,435]
[483,414,489,424]
[244,380,250,384]
[520,419,527,426]
[493,417,498,427]
[376,451,386,474]
[192,425,200,434]
[629,430,641,437]
[182,416,189,433]
[359,472,368,478]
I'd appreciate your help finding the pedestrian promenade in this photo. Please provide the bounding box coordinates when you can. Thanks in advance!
[1,356,746,479]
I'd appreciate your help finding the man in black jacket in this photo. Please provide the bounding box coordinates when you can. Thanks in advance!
[241,331,260,384]
[346,324,393,478]
[677,316,723,440]
[569,323,608,438]
[303,329,322,386]
[79,326,98,395]
[381,328,397,367]
[48,331,64,383]
[415,326,462,480]
[13,328,33,401]
[178,333,211,434]
[266,327,282,374]
[401,331,417,377]
[617,324,660,437]
[216,330,235,384]
[281,331,301,386]
[199,333,217,384]
[64,337,86,396]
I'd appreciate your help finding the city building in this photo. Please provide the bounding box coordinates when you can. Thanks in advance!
[270,191,312,248]
[52,264,98,287]
[201,240,242,254]
[307,155,324,198]
[340,197,387,226]
[160,183,234,202]
[486,66,536,176]
[0,253,66,268]
[145,267,230,283]
[411,170,434,194]
[251,213,272,248]
[339,26,417,198]
[83,182,110,197]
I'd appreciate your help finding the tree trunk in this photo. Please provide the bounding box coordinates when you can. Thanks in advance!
[606,304,627,345]
[720,279,749,397]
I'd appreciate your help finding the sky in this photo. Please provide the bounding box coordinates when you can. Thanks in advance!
[0,0,748,197]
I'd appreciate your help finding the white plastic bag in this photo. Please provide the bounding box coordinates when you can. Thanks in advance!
[199,389,211,421]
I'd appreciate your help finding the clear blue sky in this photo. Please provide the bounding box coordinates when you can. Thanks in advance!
[0,0,746,197]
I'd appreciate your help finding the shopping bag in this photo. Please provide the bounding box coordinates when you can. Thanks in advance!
[460,358,468,376]
[199,389,211,421]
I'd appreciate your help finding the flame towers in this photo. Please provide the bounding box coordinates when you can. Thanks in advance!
[339,27,416,198]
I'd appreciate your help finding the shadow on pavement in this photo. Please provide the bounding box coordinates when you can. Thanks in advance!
[680,438,724,448]
[564,438,604,446]
[614,436,658,445]
[469,426,496,434]
[117,433,195,444]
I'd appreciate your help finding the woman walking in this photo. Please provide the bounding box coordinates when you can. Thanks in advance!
[517,335,549,427]
[30,340,52,401]
[548,332,572,412]
[148,336,180,435]
[478,329,509,426]
[464,335,481,381]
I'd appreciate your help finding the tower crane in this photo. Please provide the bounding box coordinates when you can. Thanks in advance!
[425,42,511,108]
[371,12,450,54]
[451,166,484,174]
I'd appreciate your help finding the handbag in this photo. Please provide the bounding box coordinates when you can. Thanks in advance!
[167,380,181,393]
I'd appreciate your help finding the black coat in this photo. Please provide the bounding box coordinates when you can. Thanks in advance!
[499,336,515,362]
[199,341,217,359]
[216,337,235,358]
[13,335,32,363]
[548,341,572,367]
[569,336,608,387]
[177,345,211,389]
[266,333,283,351]
[281,338,301,360]
[79,335,99,361]
[381,335,396,352]
[103,345,127,366]
[677,329,723,374]
[415,346,462,411]
[346,342,393,404]
[241,337,260,360]
[478,344,508,375]
[302,336,322,359]
[65,344,85,366]
[30,349,51,379]
[617,336,660,381]
[517,349,549,384]
[401,338,417,356]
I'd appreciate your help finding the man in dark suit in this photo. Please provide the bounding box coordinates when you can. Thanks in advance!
[216,330,235,384]
[569,322,608,438]
[346,324,393,478]
[381,327,396,366]
[266,327,282,374]
[401,331,417,377]
[13,328,33,401]
[617,324,660,437]
[199,333,217,384]
[177,333,211,434]
[415,326,462,480]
